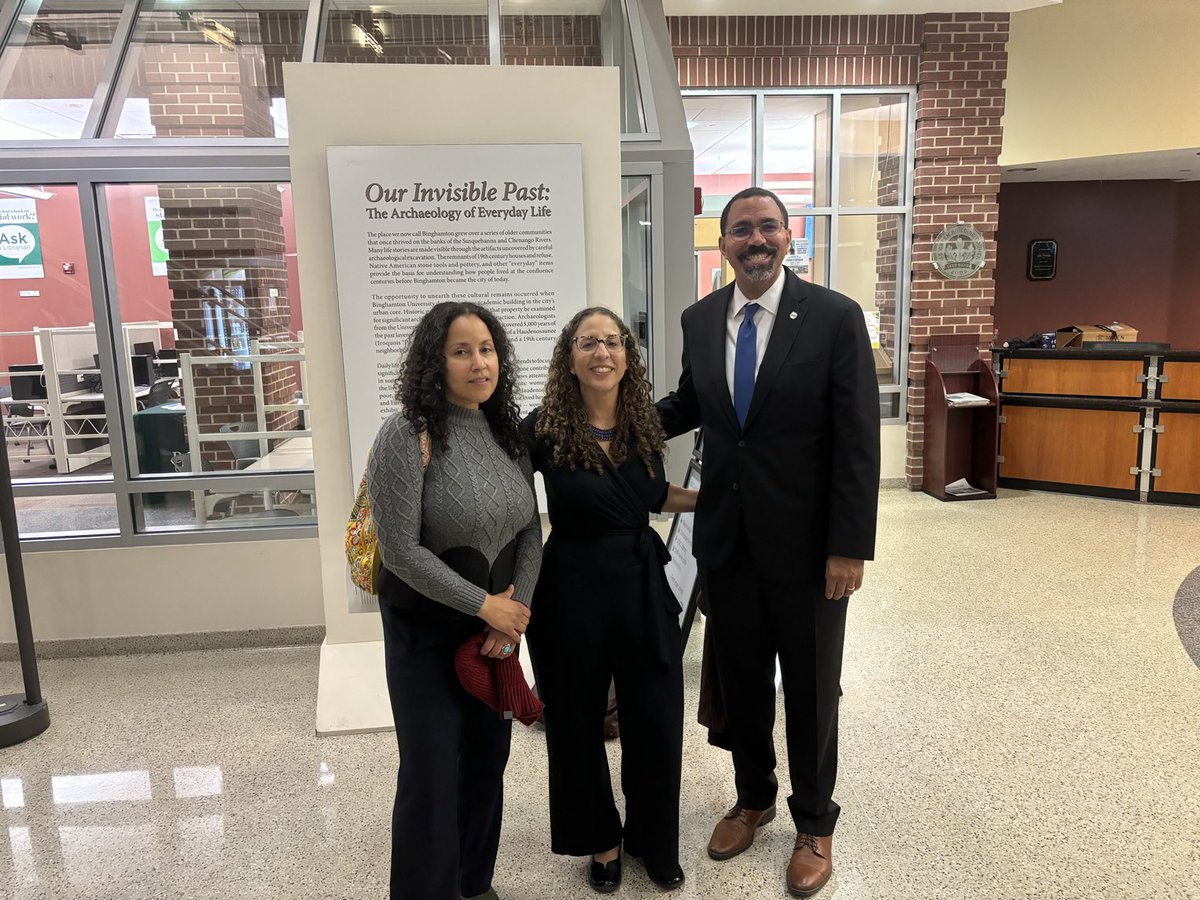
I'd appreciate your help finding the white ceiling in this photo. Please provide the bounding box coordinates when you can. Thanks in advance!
[1001,148,1200,184]
[663,1,1058,13]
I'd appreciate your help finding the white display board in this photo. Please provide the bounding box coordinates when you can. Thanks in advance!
[284,62,621,734]
[326,143,587,481]
[664,456,702,629]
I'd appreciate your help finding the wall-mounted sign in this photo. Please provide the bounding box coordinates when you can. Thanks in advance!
[0,198,43,279]
[145,196,169,276]
[931,223,986,280]
[1027,238,1057,281]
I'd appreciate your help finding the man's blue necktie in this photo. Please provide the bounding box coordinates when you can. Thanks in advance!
[733,302,760,428]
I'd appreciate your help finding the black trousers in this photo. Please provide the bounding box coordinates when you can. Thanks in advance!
[380,598,512,900]
[528,544,684,868]
[701,527,848,836]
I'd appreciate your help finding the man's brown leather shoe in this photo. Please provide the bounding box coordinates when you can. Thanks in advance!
[706,804,776,860]
[786,833,832,897]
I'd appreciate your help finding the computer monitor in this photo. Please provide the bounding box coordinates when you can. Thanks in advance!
[133,341,156,358]
[10,363,47,401]
[130,354,155,387]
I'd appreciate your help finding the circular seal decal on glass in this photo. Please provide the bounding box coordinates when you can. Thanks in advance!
[932,224,986,280]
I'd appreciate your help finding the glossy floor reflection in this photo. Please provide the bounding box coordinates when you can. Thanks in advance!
[2,489,1199,899]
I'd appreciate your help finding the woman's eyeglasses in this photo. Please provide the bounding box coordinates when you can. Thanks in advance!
[725,219,785,241]
[572,335,627,353]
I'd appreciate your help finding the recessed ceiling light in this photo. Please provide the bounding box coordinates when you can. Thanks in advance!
[1006,166,1038,173]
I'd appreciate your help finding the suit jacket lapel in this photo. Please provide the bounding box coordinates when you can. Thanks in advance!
[699,286,740,434]
[742,272,809,433]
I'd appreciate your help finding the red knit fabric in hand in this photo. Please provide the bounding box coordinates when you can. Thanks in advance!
[454,632,544,727]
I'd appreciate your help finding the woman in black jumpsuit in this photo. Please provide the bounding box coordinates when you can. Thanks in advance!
[524,307,695,892]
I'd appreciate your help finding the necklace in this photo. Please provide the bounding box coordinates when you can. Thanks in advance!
[587,423,616,441]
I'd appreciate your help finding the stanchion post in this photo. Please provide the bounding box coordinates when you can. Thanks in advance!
[0,401,51,747]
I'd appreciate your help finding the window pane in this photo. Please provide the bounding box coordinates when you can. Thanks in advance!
[323,1,489,64]
[0,0,122,139]
[839,94,908,208]
[136,478,314,531]
[785,214,829,288]
[0,185,116,479]
[104,0,306,139]
[764,95,831,210]
[102,183,308,477]
[621,176,651,375]
[880,392,900,420]
[14,494,118,537]
[685,95,752,217]
[836,214,901,386]
[501,4,603,66]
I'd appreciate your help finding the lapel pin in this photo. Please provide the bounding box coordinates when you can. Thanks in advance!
[789,311,798,320]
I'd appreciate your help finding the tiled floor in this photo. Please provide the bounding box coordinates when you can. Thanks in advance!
[2,489,1199,899]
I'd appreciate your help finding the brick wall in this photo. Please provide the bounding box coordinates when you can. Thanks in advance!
[502,15,601,66]
[321,13,601,67]
[670,13,1008,485]
[906,14,1007,486]
[670,16,921,87]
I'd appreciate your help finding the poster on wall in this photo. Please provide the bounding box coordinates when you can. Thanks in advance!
[145,196,169,276]
[0,198,44,279]
[327,143,586,611]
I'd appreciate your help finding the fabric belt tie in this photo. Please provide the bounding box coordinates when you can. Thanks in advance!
[555,525,677,669]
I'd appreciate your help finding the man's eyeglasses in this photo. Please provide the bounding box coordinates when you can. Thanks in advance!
[725,219,785,241]
[572,335,627,353]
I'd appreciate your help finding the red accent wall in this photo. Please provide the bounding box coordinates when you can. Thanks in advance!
[0,188,91,369]
[0,187,92,334]
[104,184,177,333]
[994,181,1198,349]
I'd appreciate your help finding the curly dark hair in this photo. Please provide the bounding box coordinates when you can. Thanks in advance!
[394,302,523,459]
[536,306,665,475]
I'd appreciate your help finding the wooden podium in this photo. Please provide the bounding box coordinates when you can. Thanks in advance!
[922,334,1000,501]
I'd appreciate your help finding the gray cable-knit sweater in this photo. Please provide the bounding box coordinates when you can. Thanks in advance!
[366,404,541,615]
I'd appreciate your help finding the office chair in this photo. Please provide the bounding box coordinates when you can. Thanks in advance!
[218,422,262,469]
[3,396,54,463]
[140,381,173,409]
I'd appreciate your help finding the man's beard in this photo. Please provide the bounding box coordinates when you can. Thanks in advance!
[739,244,777,282]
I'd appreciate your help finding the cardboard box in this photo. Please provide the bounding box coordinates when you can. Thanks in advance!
[1054,322,1139,348]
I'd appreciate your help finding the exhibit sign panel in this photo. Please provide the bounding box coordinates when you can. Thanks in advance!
[327,143,587,611]
[0,198,43,279]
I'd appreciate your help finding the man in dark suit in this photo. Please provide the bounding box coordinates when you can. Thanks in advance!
[658,187,880,897]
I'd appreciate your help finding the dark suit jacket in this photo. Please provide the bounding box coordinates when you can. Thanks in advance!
[658,268,881,582]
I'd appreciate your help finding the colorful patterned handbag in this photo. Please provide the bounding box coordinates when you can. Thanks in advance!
[345,429,430,595]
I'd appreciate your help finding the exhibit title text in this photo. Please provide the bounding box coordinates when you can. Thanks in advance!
[363,180,553,223]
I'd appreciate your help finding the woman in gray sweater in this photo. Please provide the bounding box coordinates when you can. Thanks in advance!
[367,301,541,900]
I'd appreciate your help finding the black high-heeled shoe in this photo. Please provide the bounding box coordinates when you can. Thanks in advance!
[624,846,684,891]
[588,851,622,893]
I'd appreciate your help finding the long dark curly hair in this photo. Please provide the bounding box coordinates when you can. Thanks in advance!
[536,306,665,475]
[394,302,523,459]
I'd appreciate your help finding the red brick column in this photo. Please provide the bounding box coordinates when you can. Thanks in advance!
[158,187,296,471]
[906,13,1008,487]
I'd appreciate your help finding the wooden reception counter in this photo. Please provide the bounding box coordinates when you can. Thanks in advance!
[994,349,1200,505]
